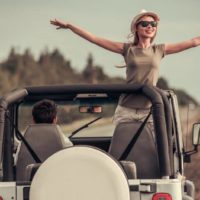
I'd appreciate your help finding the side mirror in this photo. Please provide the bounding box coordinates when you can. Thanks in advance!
[184,123,199,162]
[192,123,200,146]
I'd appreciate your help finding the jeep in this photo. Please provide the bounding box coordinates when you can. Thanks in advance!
[0,84,199,200]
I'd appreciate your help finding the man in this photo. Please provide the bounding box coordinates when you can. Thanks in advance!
[31,99,73,146]
[15,99,73,165]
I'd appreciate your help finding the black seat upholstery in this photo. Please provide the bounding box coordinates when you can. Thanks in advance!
[109,122,160,179]
[16,124,66,181]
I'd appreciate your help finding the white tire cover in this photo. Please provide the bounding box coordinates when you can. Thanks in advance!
[30,146,130,200]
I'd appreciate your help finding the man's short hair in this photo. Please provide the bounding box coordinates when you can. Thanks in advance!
[32,99,57,123]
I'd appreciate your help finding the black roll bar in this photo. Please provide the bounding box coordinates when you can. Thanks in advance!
[0,84,171,178]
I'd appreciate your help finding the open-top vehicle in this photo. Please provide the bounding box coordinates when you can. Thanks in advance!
[0,84,199,200]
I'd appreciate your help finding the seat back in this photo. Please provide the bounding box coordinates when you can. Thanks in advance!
[16,124,66,181]
[109,122,160,179]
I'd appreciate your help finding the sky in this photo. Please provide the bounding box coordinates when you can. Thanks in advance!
[0,0,200,102]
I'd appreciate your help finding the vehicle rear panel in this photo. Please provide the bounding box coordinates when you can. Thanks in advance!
[129,179,182,200]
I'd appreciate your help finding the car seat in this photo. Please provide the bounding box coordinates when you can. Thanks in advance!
[16,124,66,181]
[109,121,160,179]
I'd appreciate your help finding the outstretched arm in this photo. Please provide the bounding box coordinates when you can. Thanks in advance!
[50,19,124,54]
[165,36,200,55]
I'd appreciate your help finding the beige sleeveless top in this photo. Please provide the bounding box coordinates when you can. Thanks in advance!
[119,43,165,109]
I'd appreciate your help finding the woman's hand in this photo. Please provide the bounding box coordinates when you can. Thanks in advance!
[50,19,69,29]
[193,36,200,47]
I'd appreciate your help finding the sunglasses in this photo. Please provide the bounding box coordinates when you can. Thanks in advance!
[137,21,158,28]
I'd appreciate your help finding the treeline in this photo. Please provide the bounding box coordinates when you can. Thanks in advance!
[0,48,198,106]
[0,48,124,94]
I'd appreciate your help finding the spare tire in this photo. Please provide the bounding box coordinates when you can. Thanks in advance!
[30,146,130,200]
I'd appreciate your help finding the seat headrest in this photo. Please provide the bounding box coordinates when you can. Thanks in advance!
[24,124,67,149]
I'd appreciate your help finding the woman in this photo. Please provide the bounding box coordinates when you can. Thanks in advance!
[50,10,200,126]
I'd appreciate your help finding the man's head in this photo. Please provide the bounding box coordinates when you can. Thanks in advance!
[32,99,57,124]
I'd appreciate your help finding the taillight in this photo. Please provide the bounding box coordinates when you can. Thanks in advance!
[152,193,172,200]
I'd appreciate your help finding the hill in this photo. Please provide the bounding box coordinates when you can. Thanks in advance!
[0,48,198,107]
